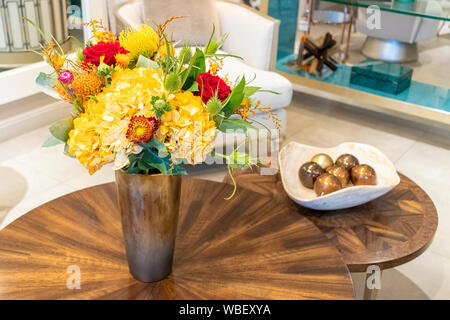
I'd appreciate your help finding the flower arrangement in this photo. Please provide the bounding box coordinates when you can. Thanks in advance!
[32,18,280,198]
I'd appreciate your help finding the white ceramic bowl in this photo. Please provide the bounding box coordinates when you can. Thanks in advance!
[279,142,400,210]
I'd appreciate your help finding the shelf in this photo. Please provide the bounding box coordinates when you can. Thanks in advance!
[321,0,450,21]
[277,54,450,125]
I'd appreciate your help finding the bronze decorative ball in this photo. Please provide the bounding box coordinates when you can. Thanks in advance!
[311,153,334,170]
[335,154,360,171]
[314,173,342,196]
[299,162,324,189]
[326,165,350,187]
[351,164,377,186]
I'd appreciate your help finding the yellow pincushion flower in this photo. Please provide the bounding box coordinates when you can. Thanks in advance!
[119,25,159,60]
[71,72,102,97]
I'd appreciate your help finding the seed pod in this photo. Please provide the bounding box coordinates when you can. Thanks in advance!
[164,72,182,92]
[206,96,222,115]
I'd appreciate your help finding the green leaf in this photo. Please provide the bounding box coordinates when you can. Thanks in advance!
[244,86,261,97]
[140,143,187,175]
[219,118,257,134]
[36,72,60,99]
[151,95,172,120]
[146,138,169,158]
[181,48,206,91]
[42,135,64,147]
[49,117,74,142]
[186,81,198,92]
[63,143,75,158]
[135,55,160,69]
[222,76,246,118]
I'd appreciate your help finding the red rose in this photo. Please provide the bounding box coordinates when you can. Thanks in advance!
[82,41,128,66]
[196,72,231,104]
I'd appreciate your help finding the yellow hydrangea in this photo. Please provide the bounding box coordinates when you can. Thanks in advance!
[119,25,159,60]
[156,91,217,164]
[68,68,165,174]
[67,67,217,174]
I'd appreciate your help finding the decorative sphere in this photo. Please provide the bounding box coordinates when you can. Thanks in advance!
[314,173,342,196]
[299,162,324,189]
[311,153,334,170]
[351,164,377,186]
[335,154,360,171]
[326,165,350,187]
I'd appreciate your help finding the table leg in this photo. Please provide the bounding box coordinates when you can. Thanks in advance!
[363,270,382,300]
[297,0,314,67]
[342,6,353,64]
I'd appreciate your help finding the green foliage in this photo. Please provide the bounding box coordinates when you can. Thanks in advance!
[219,118,257,134]
[42,135,64,147]
[125,139,186,175]
[136,55,160,69]
[222,76,246,118]
[181,48,206,91]
[179,45,192,64]
[49,117,74,142]
[35,72,59,100]
[212,143,261,200]
[243,86,280,97]
[151,95,173,120]
[95,62,115,87]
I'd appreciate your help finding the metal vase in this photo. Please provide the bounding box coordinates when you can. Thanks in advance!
[115,170,182,282]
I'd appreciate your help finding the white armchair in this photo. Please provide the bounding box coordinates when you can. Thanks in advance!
[356,8,441,62]
[114,0,293,134]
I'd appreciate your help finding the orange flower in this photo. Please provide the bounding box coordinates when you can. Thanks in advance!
[236,99,282,129]
[126,116,159,143]
[52,82,73,102]
[71,72,102,97]
[42,42,66,73]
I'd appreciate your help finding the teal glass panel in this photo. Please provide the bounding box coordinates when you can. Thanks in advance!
[268,0,299,59]
[277,54,450,112]
[320,0,450,21]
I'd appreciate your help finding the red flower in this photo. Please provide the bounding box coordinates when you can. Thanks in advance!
[82,41,128,66]
[196,72,231,104]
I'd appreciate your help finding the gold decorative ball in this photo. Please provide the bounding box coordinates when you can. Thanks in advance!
[326,165,350,187]
[335,154,360,171]
[351,164,377,186]
[314,173,342,196]
[311,153,334,170]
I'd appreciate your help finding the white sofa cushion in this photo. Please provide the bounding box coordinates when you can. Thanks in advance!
[143,0,221,46]
[214,53,292,111]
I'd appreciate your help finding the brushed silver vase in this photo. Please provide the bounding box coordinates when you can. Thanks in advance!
[115,170,182,282]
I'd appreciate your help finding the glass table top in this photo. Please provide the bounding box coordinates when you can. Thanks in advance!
[321,0,450,21]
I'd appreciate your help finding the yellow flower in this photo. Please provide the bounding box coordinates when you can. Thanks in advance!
[67,67,217,174]
[156,91,217,164]
[68,67,166,174]
[71,72,102,97]
[119,25,159,60]
[157,41,174,58]
[114,53,130,68]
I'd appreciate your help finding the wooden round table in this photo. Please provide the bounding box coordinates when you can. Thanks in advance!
[0,178,355,300]
[223,169,438,299]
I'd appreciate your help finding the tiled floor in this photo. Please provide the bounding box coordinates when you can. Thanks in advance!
[0,91,449,299]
